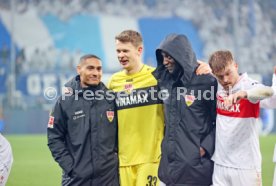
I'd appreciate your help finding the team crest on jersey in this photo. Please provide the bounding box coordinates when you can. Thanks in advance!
[185,95,195,107]
[124,83,133,94]
[106,111,114,122]
[48,116,55,128]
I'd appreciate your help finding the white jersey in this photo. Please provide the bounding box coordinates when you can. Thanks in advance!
[212,73,262,171]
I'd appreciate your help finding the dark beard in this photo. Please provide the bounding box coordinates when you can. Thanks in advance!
[171,62,183,81]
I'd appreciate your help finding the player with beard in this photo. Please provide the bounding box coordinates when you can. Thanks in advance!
[48,54,119,186]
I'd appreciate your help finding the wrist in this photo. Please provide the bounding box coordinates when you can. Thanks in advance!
[241,91,248,99]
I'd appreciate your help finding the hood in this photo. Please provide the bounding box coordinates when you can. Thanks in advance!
[64,75,82,93]
[64,75,106,95]
[155,34,198,85]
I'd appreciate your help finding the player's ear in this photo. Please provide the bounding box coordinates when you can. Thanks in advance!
[138,46,143,55]
[77,65,81,75]
[234,62,238,70]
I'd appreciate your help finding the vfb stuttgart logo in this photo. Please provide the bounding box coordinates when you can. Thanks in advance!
[124,83,133,94]
[106,111,114,122]
[185,94,196,107]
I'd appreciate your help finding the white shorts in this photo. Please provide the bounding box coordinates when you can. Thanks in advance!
[213,163,262,186]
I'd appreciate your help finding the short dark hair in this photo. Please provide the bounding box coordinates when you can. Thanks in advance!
[115,30,143,48]
[208,50,234,74]
[79,54,101,64]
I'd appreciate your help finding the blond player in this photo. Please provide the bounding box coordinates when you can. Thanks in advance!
[108,30,165,186]
[208,50,276,186]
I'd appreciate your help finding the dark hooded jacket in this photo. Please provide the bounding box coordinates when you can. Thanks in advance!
[153,34,217,186]
[47,75,119,186]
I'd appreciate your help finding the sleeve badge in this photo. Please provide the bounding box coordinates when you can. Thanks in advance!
[48,116,55,128]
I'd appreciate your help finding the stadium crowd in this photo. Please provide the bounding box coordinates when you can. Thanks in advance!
[0,0,276,109]
[0,0,275,75]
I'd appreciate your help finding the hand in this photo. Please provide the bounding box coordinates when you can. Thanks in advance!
[196,60,212,75]
[274,66,276,75]
[200,147,206,157]
[224,91,247,108]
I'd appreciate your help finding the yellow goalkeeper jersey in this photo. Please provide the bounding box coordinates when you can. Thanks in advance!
[108,65,164,166]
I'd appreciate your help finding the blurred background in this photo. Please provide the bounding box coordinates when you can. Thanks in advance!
[0,0,275,185]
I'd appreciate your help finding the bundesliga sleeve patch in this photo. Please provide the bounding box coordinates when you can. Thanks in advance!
[48,116,55,128]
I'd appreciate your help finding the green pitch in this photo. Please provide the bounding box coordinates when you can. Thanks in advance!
[5,134,276,186]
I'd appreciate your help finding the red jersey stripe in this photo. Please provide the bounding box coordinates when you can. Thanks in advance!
[216,98,260,118]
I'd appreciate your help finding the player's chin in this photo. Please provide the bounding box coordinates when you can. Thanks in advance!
[120,62,129,68]
[88,81,100,86]
[223,85,232,91]
[166,67,174,74]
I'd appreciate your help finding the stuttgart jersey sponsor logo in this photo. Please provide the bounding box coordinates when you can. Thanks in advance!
[217,99,240,112]
[116,93,149,107]
[216,96,260,118]
[115,86,161,110]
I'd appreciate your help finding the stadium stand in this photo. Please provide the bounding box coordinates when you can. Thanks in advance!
[0,0,275,110]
